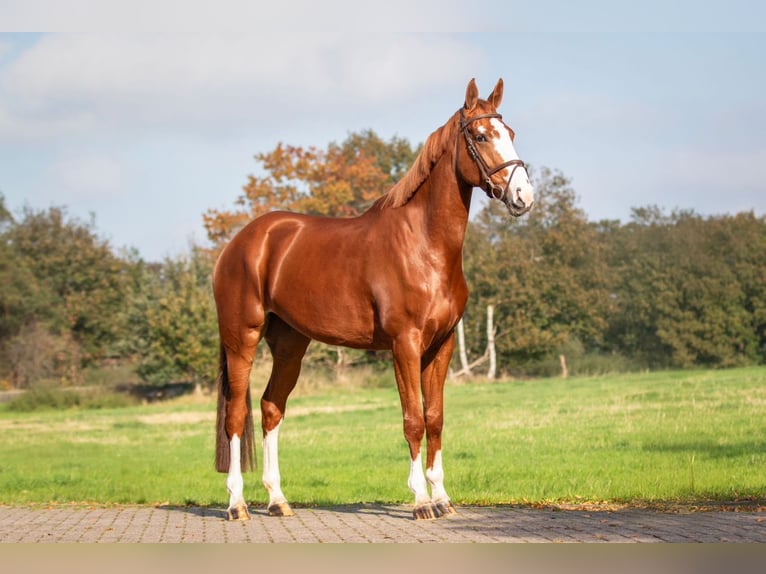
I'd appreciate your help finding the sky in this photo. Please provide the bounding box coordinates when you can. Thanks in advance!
[1,1,764,262]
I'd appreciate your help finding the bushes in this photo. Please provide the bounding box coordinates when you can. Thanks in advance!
[0,322,83,389]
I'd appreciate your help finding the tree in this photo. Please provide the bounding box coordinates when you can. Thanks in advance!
[462,168,613,374]
[0,193,11,228]
[3,206,131,363]
[203,130,419,248]
[724,212,766,363]
[608,208,765,368]
[127,249,218,390]
[0,234,51,342]
[0,202,138,387]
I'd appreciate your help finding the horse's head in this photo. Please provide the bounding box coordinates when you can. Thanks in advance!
[457,78,534,217]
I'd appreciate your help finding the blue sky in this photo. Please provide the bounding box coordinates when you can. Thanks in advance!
[0,1,764,261]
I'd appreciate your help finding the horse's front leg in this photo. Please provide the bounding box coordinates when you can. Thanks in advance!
[421,332,458,517]
[393,336,438,520]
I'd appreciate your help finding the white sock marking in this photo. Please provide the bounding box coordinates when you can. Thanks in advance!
[226,434,246,510]
[426,450,450,504]
[408,452,431,506]
[262,420,288,507]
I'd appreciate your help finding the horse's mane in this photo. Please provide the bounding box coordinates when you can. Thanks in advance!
[373,111,459,210]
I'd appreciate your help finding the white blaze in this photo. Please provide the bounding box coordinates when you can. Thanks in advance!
[489,118,534,208]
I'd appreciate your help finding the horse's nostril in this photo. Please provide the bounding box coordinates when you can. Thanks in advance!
[512,193,526,210]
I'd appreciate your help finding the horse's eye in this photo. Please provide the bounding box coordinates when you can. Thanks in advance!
[475,133,488,143]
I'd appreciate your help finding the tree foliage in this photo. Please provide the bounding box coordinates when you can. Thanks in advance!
[203,130,419,248]
[464,180,766,375]
[5,206,130,359]
[463,168,613,371]
[607,209,766,368]
[0,201,132,387]
[125,249,218,388]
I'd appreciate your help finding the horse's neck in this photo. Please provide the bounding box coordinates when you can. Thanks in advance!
[412,151,473,256]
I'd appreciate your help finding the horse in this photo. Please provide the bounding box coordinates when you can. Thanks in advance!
[213,78,534,521]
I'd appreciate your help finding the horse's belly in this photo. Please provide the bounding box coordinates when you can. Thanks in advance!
[268,298,383,350]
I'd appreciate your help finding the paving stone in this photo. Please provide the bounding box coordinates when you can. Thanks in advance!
[0,504,764,543]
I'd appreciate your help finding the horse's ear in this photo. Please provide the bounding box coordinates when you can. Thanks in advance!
[464,78,479,111]
[487,78,504,109]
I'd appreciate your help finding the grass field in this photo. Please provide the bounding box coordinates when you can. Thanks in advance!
[0,367,764,508]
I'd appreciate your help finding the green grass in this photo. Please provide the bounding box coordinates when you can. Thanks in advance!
[0,367,764,508]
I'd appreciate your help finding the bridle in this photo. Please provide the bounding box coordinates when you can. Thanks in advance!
[459,108,527,203]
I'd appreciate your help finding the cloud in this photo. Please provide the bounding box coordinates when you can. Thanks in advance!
[45,152,125,199]
[0,33,482,142]
[0,0,472,33]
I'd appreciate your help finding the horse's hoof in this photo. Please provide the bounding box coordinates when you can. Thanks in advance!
[227,504,251,521]
[268,502,295,517]
[413,503,439,520]
[435,500,458,517]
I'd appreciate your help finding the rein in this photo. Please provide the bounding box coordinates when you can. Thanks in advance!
[459,108,526,202]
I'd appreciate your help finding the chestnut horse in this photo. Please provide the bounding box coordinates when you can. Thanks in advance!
[213,78,534,520]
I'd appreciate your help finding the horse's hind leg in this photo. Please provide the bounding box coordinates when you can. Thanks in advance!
[260,315,310,517]
[219,328,261,521]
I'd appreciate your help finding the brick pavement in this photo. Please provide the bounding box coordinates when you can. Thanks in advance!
[1,504,764,543]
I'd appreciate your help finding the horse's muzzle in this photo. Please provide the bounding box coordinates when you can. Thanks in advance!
[503,195,533,217]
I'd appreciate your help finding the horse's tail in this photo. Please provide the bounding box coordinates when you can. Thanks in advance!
[215,342,255,473]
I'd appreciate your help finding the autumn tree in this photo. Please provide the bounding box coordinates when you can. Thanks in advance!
[203,130,419,248]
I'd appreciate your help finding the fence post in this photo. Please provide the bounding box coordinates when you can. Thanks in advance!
[487,304,496,380]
